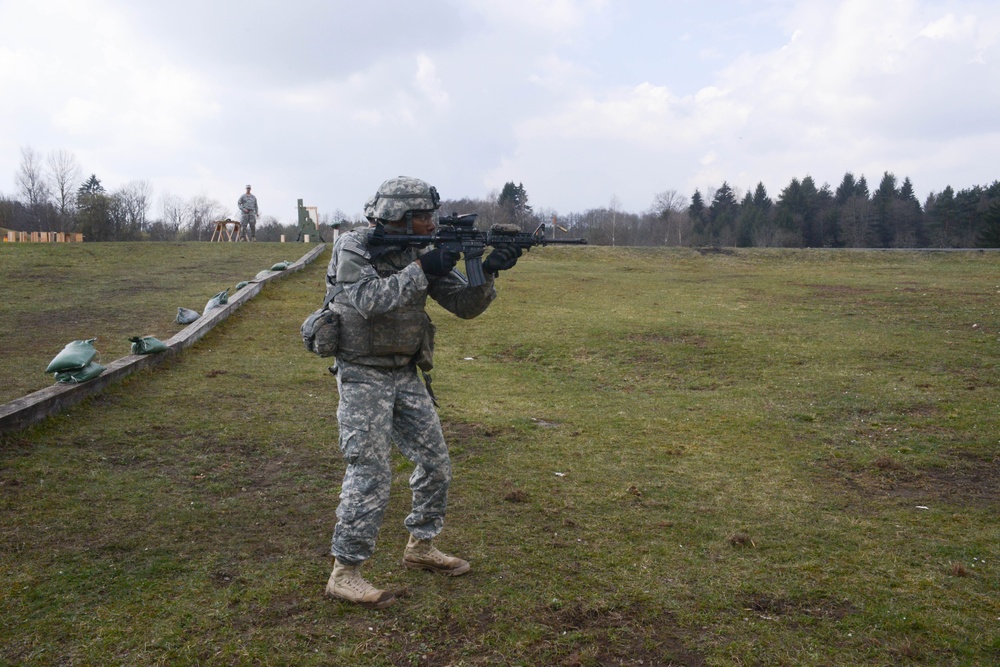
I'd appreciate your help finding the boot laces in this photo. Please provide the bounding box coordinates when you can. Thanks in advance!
[340,569,379,595]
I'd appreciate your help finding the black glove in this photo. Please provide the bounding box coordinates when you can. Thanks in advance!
[482,244,522,275]
[419,247,458,277]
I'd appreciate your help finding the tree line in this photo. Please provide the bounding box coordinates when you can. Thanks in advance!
[436,174,1000,249]
[675,173,1000,249]
[4,145,999,247]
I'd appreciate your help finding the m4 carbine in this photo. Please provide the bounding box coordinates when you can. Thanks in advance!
[369,212,587,287]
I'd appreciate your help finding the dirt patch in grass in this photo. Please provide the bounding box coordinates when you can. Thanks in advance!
[538,599,706,666]
[441,420,508,444]
[441,419,513,462]
[626,331,710,348]
[383,599,705,667]
[800,283,877,297]
[740,592,857,621]
[900,457,1000,506]
[504,488,531,503]
[818,453,1000,508]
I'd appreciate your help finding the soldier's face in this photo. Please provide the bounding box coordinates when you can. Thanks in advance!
[411,212,435,234]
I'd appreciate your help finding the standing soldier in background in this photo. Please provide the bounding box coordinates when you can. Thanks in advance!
[238,184,258,241]
[322,176,522,608]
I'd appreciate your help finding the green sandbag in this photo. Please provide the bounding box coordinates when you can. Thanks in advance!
[204,289,230,315]
[130,336,169,355]
[270,261,291,271]
[45,338,98,373]
[255,269,272,280]
[176,307,200,324]
[235,281,249,291]
[55,361,106,384]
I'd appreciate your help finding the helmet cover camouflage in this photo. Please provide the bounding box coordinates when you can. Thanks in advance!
[363,194,378,221]
[369,176,440,222]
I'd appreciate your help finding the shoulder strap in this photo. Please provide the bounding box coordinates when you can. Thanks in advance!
[322,284,344,309]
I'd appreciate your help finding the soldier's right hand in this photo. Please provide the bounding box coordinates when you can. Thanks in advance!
[419,247,458,277]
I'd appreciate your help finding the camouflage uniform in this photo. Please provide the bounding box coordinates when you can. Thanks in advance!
[328,227,496,565]
[238,188,258,240]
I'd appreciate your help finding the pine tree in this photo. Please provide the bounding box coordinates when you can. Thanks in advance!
[871,172,898,246]
[855,176,870,199]
[688,190,706,238]
[76,174,112,241]
[497,182,532,229]
[77,174,105,196]
[708,182,739,243]
[835,173,858,205]
[751,182,772,211]
[976,200,1000,248]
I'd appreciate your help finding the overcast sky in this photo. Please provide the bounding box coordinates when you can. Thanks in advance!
[1,0,998,223]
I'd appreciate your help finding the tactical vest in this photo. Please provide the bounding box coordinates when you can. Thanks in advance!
[330,238,435,370]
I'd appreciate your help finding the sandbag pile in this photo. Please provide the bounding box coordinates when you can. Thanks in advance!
[46,338,106,384]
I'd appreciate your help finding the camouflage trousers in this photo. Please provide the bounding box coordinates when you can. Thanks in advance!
[331,359,451,565]
[240,212,256,240]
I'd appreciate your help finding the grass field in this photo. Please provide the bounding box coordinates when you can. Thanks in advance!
[1,243,998,666]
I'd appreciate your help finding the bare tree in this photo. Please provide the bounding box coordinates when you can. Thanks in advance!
[148,192,185,241]
[160,192,185,231]
[15,146,51,209]
[46,149,82,232]
[608,194,621,246]
[474,188,502,229]
[183,195,228,241]
[114,180,153,235]
[650,189,687,245]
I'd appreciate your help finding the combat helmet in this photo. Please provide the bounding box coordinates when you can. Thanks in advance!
[363,194,378,222]
[369,176,440,223]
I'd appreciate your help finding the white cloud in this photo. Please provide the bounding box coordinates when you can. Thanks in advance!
[463,0,608,33]
[415,54,450,112]
[919,13,977,40]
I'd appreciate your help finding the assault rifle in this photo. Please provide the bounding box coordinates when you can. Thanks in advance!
[368,213,587,287]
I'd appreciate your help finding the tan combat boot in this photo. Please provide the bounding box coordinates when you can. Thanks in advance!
[402,535,471,576]
[325,559,396,609]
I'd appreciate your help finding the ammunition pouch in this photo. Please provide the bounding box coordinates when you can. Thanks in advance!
[301,307,340,357]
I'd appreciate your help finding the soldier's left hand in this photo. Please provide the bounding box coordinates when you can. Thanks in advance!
[483,244,522,274]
